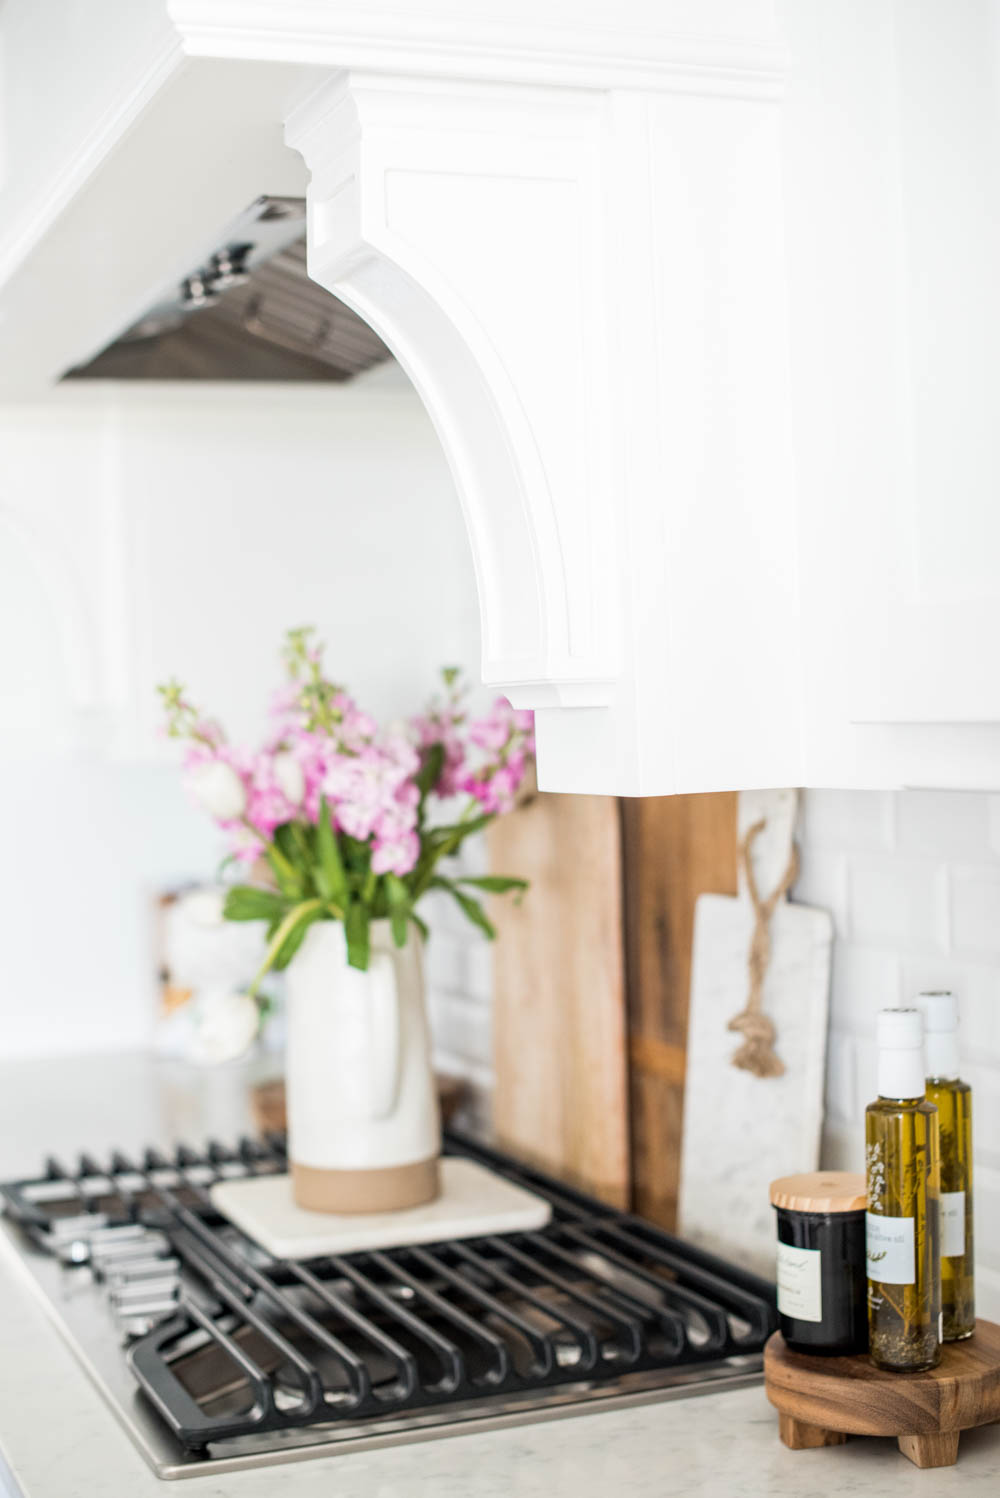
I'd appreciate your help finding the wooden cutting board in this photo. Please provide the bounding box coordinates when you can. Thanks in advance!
[487,791,629,1207]
[678,789,833,1276]
[621,792,738,1230]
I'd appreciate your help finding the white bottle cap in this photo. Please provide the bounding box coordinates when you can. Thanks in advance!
[918,990,960,1080]
[876,1007,926,1100]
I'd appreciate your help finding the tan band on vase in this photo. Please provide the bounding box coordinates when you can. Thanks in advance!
[291,1155,440,1214]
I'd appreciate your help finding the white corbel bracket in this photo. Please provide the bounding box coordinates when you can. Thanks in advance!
[288,37,799,794]
[287,75,617,707]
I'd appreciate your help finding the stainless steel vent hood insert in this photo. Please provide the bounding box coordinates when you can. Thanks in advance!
[66,197,392,383]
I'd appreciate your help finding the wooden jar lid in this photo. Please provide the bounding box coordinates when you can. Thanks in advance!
[769,1171,866,1213]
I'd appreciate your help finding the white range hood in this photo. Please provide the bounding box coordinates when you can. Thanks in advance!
[2,0,999,795]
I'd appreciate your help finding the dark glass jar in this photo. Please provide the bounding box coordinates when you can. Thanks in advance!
[770,1172,868,1356]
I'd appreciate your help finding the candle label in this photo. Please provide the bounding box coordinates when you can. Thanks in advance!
[866,1212,915,1284]
[941,1191,965,1258]
[776,1242,822,1322]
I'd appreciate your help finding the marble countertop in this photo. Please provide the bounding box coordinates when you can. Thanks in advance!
[0,1051,998,1498]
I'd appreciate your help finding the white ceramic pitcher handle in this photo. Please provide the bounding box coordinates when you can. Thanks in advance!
[366,951,401,1119]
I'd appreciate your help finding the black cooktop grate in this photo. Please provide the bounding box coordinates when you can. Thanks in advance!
[0,1134,776,1451]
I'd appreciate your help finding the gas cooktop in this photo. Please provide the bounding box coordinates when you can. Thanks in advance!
[0,1134,776,1480]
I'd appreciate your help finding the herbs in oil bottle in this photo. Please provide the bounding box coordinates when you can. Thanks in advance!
[866,1008,940,1372]
[920,991,974,1340]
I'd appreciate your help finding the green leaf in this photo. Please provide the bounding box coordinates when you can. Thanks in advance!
[431,877,497,941]
[265,842,306,900]
[345,900,370,971]
[288,819,315,876]
[271,904,324,970]
[222,885,289,923]
[247,898,325,996]
[409,910,429,942]
[410,812,495,897]
[384,873,411,948]
[273,822,304,869]
[414,741,445,801]
[339,834,370,874]
[456,875,529,897]
[315,796,348,909]
[424,813,493,849]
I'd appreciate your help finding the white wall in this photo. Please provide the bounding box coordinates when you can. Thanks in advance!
[0,370,493,1070]
[799,788,1000,1318]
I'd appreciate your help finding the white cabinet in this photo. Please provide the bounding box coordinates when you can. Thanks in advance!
[844,1,1000,731]
[2,0,1000,794]
[784,0,1000,791]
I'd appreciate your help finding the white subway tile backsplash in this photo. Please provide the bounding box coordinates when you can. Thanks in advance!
[428,989,493,1070]
[799,789,895,854]
[853,1044,878,1124]
[959,976,1000,1061]
[896,791,991,859]
[465,943,493,1003]
[792,849,850,936]
[977,1266,1000,1323]
[950,866,1000,958]
[973,1168,1000,1274]
[847,857,949,951]
[824,1029,856,1123]
[830,944,900,1034]
[423,835,494,1098]
[424,938,468,996]
[899,956,1000,1060]
[821,1117,863,1173]
[964,1068,1000,1170]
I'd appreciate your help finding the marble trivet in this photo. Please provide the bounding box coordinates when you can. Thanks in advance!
[210,1156,552,1259]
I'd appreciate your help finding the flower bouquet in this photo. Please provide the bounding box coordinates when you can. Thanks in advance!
[159,627,534,1212]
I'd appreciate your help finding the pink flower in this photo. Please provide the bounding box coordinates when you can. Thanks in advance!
[225,824,266,863]
[457,769,498,814]
[163,649,536,910]
[458,697,535,813]
[371,831,420,876]
[469,716,509,753]
[410,706,467,798]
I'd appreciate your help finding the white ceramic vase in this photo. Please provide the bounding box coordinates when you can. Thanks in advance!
[284,919,441,1213]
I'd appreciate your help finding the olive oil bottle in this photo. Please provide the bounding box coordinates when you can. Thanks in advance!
[866,1008,941,1371]
[920,991,974,1340]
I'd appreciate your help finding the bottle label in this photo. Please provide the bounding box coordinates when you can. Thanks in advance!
[776,1242,822,1322]
[866,1212,915,1284]
[941,1191,966,1258]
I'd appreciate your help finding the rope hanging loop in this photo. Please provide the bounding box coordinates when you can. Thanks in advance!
[727,817,799,1079]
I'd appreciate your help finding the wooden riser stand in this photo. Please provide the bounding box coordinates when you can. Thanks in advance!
[765,1320,1000,1469]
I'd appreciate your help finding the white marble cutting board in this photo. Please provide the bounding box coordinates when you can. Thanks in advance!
[678,790,833,1278]
[211,1156,551,1259]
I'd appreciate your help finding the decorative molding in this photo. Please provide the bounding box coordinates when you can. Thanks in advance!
[171,0,788,97]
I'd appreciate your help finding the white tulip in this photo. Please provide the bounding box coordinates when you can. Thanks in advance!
[273,751,306,806]
[178,886,226,928]
[187,759,247,821]
[189,990,260,1066]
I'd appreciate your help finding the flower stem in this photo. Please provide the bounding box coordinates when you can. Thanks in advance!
[247,898,325,998]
